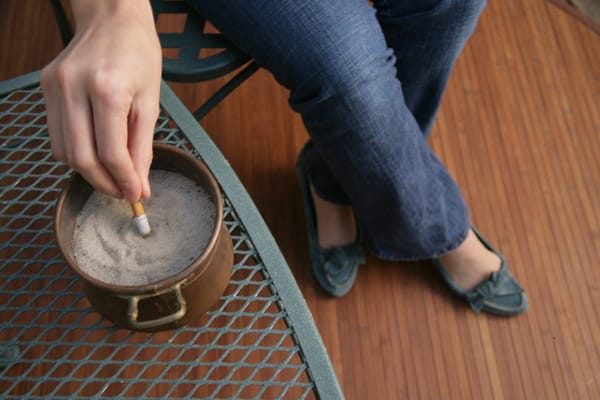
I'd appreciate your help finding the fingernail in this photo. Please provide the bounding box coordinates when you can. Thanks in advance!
[140,188,151,200]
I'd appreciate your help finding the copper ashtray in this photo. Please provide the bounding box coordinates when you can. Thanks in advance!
[55,143,233,331]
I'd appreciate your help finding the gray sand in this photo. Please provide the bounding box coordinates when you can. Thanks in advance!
[72,170,216,286]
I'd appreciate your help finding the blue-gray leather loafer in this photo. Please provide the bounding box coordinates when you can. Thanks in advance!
[296,143,365,297]
[433,227,528,316]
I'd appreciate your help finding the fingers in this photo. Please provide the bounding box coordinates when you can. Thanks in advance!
[90,76,142,202]
[60,76,123,199]
[43,63,155,202]
[128,96,159,199]
[42,63,122,199]
[40,66,66,162]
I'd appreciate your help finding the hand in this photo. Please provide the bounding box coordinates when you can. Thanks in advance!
[41,0,162,201]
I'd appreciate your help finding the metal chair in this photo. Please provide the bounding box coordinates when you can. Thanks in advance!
[49,0,259,120]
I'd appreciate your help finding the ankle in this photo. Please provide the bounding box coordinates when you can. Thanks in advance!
[310,185,357,248]
[438,229,501,290]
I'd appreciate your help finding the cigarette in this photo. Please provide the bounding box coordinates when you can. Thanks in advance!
[130,201,151,237]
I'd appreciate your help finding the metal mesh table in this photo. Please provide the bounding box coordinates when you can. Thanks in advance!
[0,72,343,399]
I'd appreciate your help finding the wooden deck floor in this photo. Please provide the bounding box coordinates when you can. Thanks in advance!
[1,1,599,399]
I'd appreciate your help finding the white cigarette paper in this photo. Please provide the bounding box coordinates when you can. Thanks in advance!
[131,201,152,237]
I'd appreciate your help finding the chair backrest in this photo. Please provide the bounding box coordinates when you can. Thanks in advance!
[50,0,251,83]
[150,0,251,83]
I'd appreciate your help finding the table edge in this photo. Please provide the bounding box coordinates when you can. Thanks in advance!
[159,81,344,400]
[0,70,41,96]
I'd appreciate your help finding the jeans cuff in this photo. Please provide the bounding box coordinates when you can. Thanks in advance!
[368,215,471,262]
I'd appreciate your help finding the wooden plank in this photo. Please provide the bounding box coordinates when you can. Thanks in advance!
[1,0,599,398]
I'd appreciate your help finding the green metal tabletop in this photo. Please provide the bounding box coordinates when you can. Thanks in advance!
[0,71,343,399]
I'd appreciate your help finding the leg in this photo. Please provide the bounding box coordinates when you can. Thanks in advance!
[187,0,470,260]
[372,0,524,296]
[373,0,487,135]
[186,0,526,313]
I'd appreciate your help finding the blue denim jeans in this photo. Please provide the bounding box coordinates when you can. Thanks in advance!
[187,0,486,260]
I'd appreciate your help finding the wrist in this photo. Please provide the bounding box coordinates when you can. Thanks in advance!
[71,0,154,30]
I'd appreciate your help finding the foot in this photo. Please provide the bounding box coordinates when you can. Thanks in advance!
[296,143,365,297]
[309,184,357,249]
[437,229,501,290]
[434,228,528,316]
